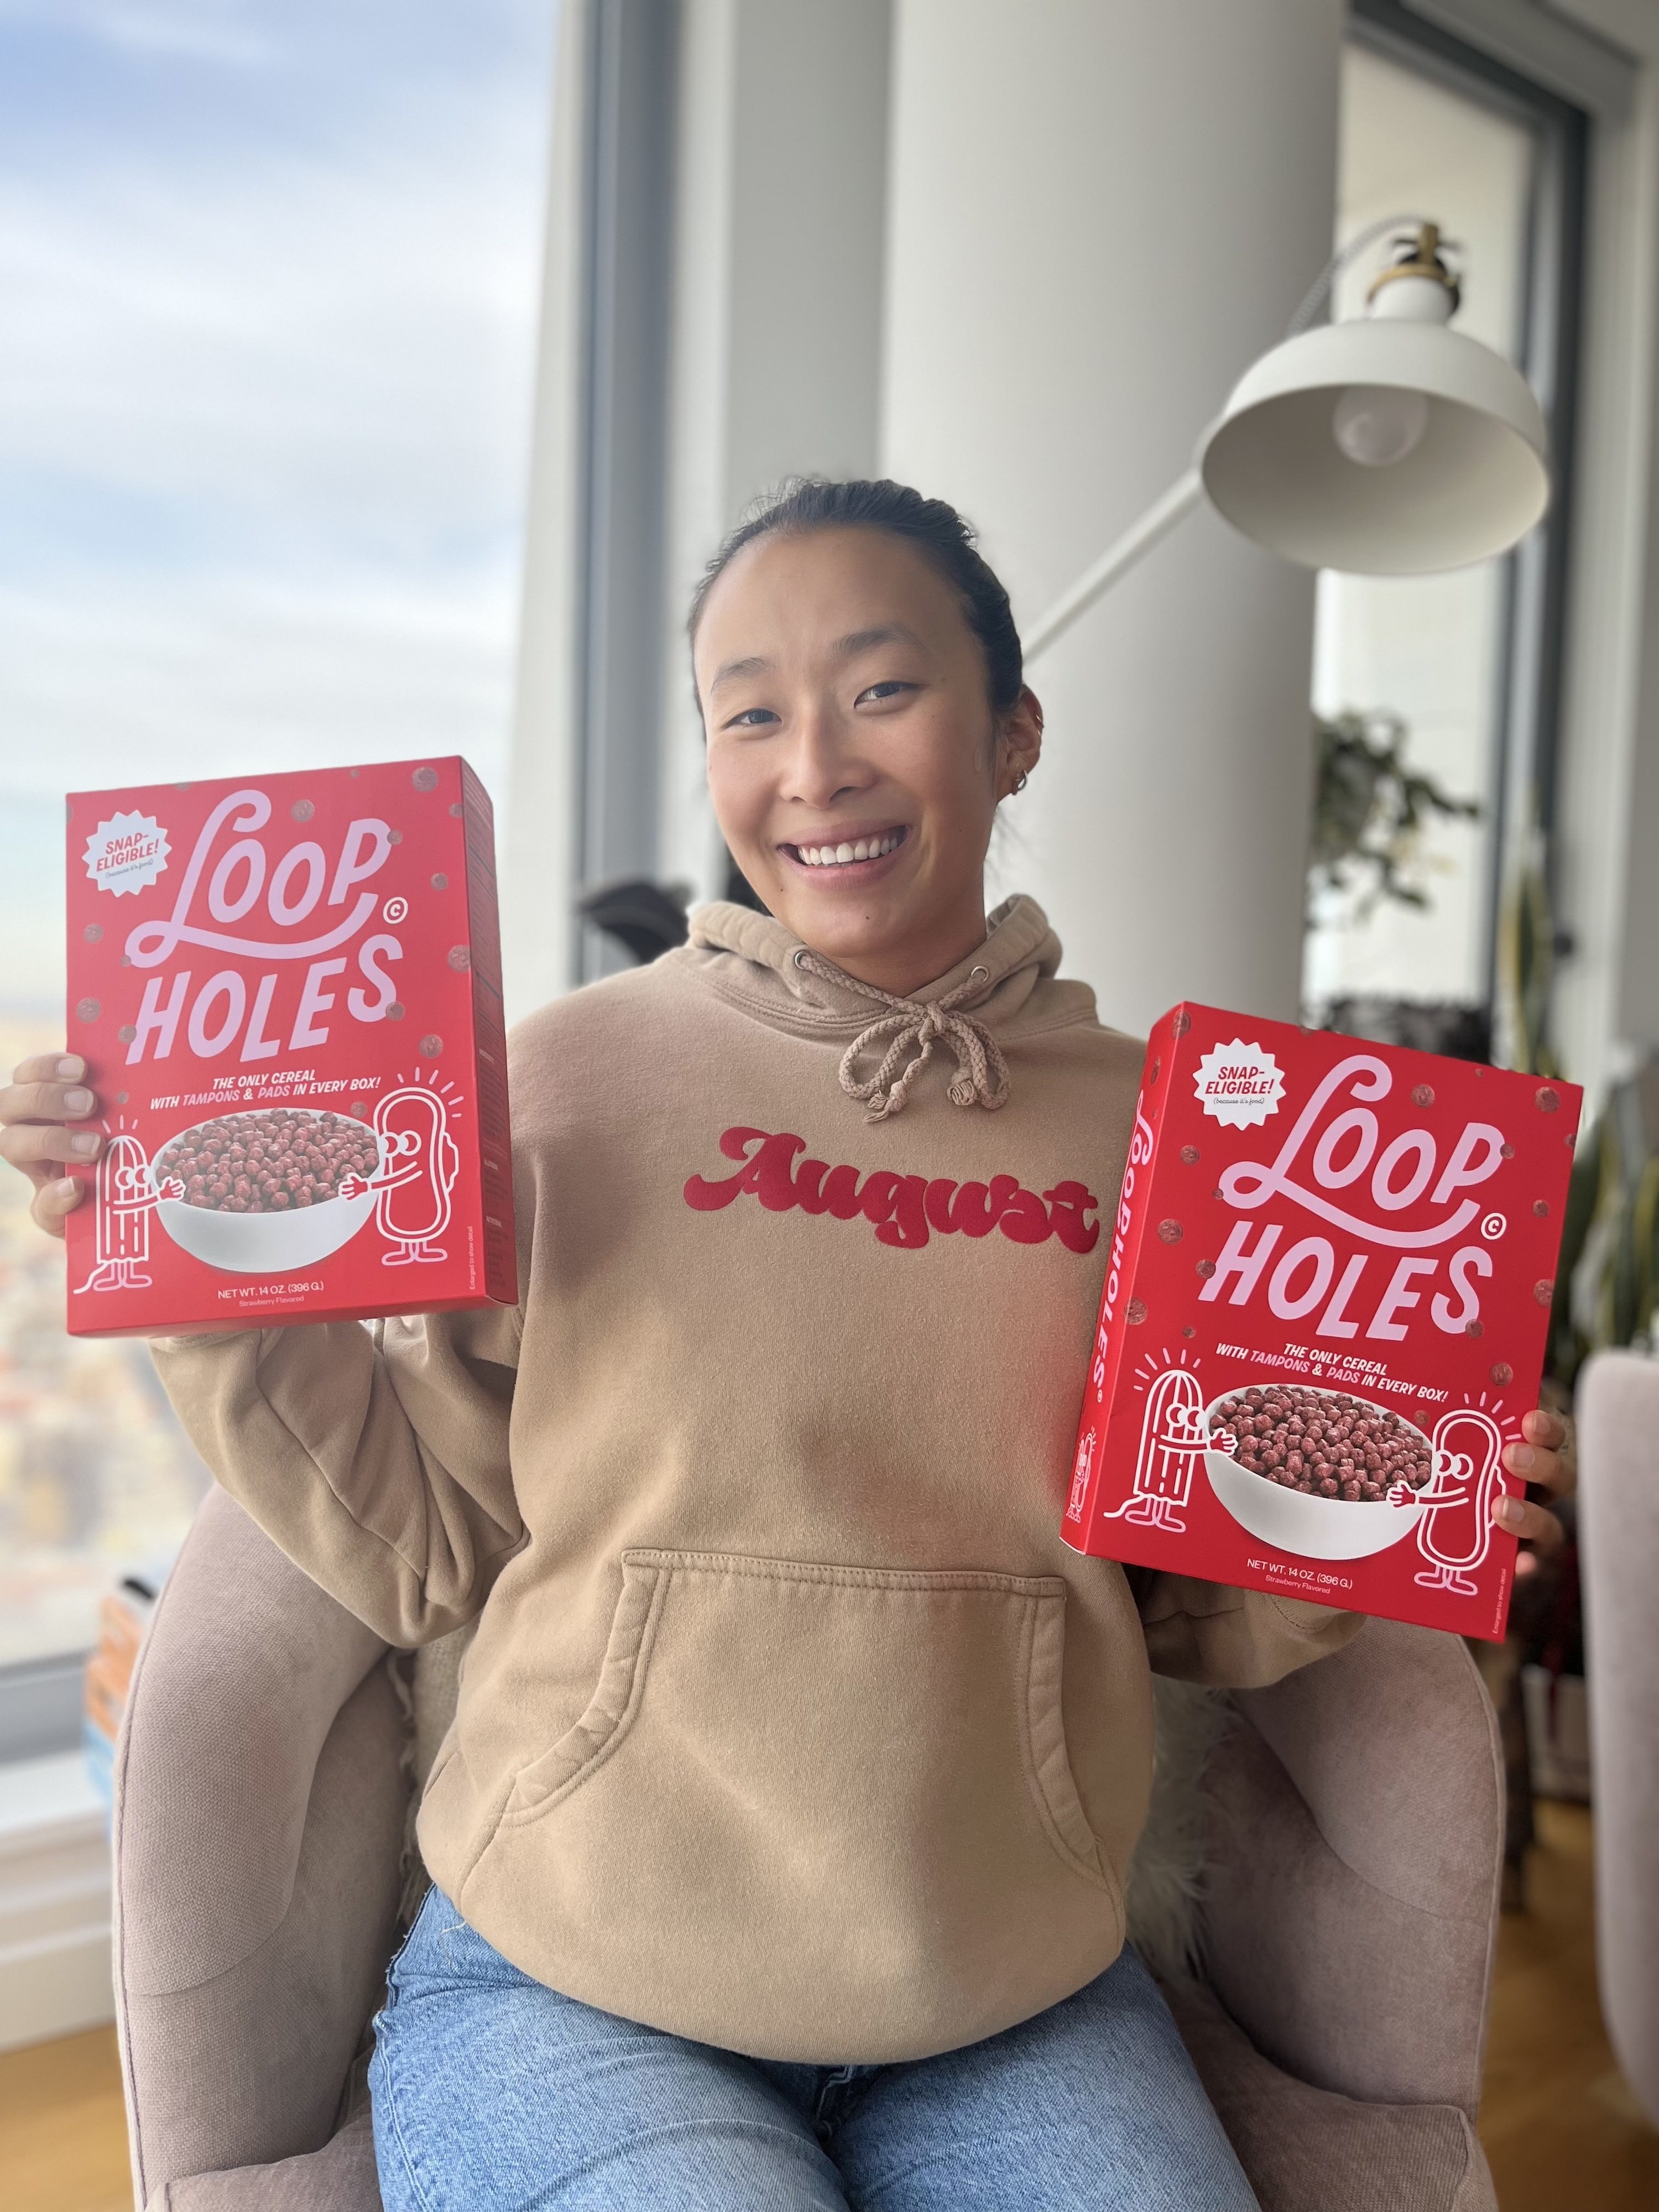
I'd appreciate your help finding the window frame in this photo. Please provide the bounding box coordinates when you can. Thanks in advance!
[1342,0,1590,1029]
[0,1651,87,1767]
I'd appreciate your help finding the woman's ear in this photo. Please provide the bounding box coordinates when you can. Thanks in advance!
[997,686,1044,799]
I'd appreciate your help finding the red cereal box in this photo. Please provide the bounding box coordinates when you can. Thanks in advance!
[1063,1005,1582,1641]
[63,757,517,1337]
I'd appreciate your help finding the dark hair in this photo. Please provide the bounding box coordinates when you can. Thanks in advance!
[687,476,1024,716]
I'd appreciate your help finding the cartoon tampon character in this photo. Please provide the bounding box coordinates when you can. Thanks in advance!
[1410,1407,1507,1595]
[1102,1368,1208,1532]
[340,1086,461,1265]
[76,1133,184,1293]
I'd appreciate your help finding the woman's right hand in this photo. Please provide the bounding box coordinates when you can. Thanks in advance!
[1,1053,100,1238]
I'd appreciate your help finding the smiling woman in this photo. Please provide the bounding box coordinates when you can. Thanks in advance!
[691,479,1044,998]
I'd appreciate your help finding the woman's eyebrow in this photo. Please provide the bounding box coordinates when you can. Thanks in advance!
[833,624,922,658]
[709,654,772,695]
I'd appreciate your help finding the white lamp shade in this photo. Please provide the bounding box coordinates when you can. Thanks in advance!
[1198,318,1550,574]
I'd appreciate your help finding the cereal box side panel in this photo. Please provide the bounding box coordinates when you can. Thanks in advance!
[1068,1011,1233,1575]
[1063,1009,1182,1556]
[460,759,517,1305]
[321,760,492,1317]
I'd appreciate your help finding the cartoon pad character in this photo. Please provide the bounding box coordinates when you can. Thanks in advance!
[341,1086,461,1265]
[1408,1407,1507,1595]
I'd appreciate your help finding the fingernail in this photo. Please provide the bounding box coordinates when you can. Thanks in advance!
[71,1131,100,1155]
[53,1177,79,1200]
[64,1088,93,1115]
[1509,1443,1537,1474]
[57,1057,85,1080]
[1495,1495,1526,1529]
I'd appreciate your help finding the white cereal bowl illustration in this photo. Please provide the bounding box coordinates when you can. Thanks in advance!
[1202,1390,1431,1561]
[154,1113,383,1274]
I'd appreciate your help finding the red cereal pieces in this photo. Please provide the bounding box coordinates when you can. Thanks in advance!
[1208,1384,1432,1503]
[154,1109,379,1215]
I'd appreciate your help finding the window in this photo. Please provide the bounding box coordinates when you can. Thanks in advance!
[1306,1,1587,1061]
[0,2,555,1694]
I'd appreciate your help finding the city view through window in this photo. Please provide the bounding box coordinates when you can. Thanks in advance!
[0,2,554,1666]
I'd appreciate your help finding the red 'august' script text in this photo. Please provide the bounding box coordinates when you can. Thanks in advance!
[684,1126,1100,1253]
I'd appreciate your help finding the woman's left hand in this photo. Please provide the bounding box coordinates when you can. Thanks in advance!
[1494,1408,1573,1556]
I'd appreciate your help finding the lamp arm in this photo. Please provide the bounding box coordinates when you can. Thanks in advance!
[1025,467,1203,663]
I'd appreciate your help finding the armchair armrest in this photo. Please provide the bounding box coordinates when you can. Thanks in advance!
[1200,1616,1503,2115]
[115,1487,409,2204]
[1577,1349,1659,2125]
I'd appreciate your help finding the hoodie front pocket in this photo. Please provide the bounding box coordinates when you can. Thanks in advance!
[472,1549,1121,2061]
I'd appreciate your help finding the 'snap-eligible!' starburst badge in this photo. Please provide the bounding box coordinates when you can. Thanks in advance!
[82,811,171,897]
[1193,1039,1285,1129]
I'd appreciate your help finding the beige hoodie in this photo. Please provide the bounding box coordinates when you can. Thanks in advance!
[150,896,1358,2063]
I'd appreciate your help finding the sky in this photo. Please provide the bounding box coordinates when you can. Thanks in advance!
[0,0,558,1012]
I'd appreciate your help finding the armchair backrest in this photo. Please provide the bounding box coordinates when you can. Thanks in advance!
[1201,1616,1503,2117]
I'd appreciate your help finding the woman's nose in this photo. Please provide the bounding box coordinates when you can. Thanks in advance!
[781,706,869,807]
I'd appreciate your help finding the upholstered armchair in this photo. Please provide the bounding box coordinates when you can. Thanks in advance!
[115,1488,1503,2210]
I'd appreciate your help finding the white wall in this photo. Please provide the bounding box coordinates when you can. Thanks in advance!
[881,0,1344,1037]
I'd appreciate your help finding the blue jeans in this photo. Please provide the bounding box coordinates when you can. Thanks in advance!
[369,1887,1259,2210]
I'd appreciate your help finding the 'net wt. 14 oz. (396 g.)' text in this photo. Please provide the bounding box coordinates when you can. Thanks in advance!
[1063,1006,1581,1641]
[63,758,517,1335]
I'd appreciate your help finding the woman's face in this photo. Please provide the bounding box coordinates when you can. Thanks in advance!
[695,526,1042,995]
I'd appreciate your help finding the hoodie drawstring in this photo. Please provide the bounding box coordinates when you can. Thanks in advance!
[792,951,1011,1123]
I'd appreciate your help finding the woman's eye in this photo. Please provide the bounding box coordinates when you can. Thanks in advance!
[856,681,913,706]
[725,707,779,730]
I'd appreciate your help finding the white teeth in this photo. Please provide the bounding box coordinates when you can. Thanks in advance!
[795,832,901,867]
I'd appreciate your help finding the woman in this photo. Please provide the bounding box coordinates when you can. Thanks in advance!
[4,479,1569,2210]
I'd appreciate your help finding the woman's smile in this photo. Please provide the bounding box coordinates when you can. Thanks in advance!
[780,825,909,875]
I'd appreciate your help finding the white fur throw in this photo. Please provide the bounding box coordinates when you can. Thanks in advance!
[1123,1677,1231,1982]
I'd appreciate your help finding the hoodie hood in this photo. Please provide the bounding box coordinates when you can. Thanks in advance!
[680,895,1093,1122]
[681,894,1090,1036]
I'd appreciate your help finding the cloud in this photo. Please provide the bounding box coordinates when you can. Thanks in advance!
[0,1,276,70]
[0,0,557,1007]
